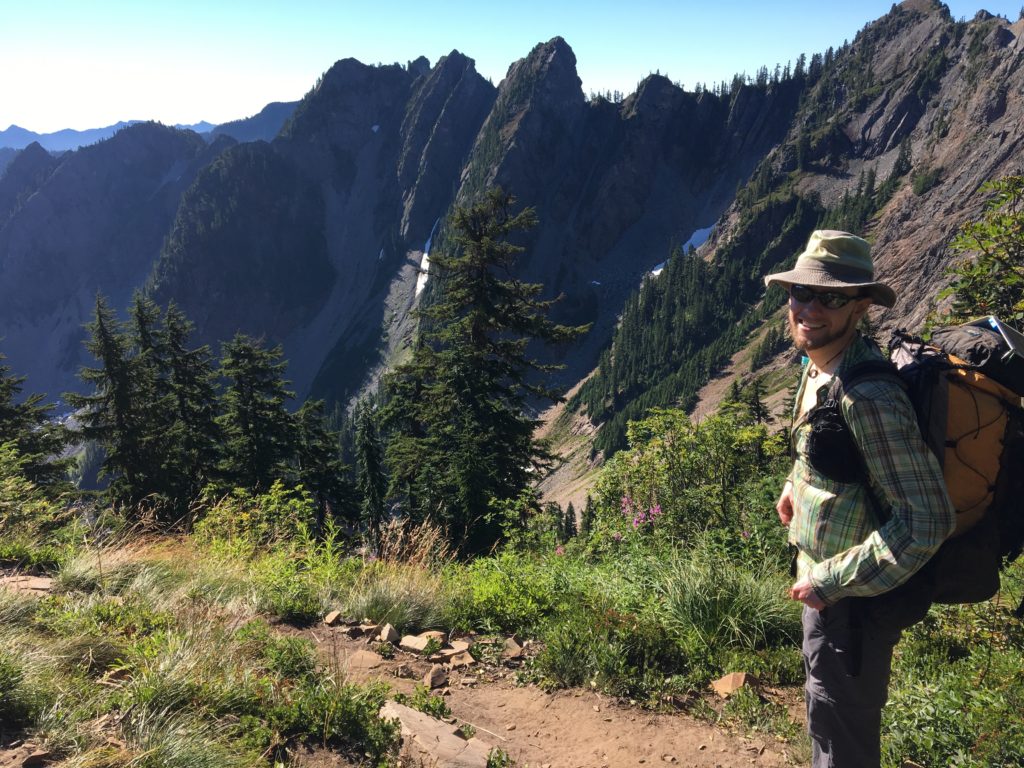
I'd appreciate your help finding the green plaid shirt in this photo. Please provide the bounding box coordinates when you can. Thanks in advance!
[789,334,955,606]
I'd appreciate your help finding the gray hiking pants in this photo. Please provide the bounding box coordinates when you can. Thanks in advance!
[802,601,902,768]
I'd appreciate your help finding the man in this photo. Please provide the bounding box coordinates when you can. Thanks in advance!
[765,230,955,768]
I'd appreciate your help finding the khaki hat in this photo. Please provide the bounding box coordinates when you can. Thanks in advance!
[764,230,896,308]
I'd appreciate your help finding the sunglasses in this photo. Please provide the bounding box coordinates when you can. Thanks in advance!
[788,284,867,310]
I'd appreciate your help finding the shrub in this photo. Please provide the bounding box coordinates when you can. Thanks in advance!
[533,600,687,700]
[346,560,448,633]
[652,539,800,658]
[193,481,316,550]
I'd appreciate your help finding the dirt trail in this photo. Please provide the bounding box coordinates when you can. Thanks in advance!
[306,626,803,768]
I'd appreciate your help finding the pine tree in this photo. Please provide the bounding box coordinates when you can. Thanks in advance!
[295,399,357,531]
[355,404,387,552]
[217,334,296,490]
[66,295,154,504]
[564,501,578,540]
[160,302,221,511]
[581,495,596,537]
[0,357,71,494]
[383,188,590,554]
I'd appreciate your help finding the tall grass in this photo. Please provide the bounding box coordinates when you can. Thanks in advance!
[652,539,801,654]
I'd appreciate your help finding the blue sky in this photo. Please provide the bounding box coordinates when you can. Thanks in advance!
[1,0,1020,133]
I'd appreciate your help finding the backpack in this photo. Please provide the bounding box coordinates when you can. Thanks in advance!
[805,318,1024,628]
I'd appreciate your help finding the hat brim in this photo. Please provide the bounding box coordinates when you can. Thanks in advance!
[764,265,896,308]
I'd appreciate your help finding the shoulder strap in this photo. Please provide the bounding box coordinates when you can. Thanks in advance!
[825,359,904,525]
[827,359,903,404]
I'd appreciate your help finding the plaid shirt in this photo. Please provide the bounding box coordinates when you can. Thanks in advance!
[789,334,955,606]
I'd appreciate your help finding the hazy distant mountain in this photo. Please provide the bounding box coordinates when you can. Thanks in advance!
[210,102,299,143]
[0,121,139,151]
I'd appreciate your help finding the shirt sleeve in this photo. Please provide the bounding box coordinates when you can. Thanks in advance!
[807,378,956,604]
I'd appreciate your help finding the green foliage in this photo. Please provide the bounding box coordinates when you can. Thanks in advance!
[346,560,448,633]
[394,684,452,719]
[651,542,801,657]
[912,166,942,196]
[355,403,387,552]
[382,188,588,555]
[193,481,317,550]
[936,174,1024,325]
[883,600,1024,767]
[0,355,72,494]
[590,405,788,551]
[534,600,687,700]
[216,334,297,491]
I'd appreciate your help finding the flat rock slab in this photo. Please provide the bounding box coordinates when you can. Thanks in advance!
[0,743,52,768]
[380,701,492,768]
[346,650,384,671]
[0,576,53,595]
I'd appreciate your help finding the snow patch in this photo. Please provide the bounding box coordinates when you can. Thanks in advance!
[683,224,714,252]
[650,262,666,277]
[378,247,385,261]
[371,124,380,133]
[415,217,442,296]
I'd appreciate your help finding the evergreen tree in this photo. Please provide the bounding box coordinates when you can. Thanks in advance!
[564,501,578,540]
[355,404,387,552]
[581,495,596,537]
[66,295,154,504]
[160,302,221,511]
[0,357,71,494]
[383,188,589,554]
[216,334,296,490]
[295,399,357,530]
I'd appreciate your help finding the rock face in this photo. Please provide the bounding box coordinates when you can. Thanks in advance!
[1,6,1021,411]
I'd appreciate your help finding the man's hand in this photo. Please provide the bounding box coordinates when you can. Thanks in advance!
[789,576,826,611]
[776,480,794,526]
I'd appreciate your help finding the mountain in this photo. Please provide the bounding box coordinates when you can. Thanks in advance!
[1,0,1020,432]
[0,123,234,401]
[0,121,139,152]
[568,0,1024,457]
[210,102,299,143]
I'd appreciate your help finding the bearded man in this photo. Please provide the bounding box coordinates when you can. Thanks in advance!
[765,230,954,768]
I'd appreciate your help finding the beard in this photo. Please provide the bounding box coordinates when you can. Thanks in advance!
[788,309,858,352]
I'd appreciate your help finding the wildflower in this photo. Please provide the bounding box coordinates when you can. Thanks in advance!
[621,496,635,519]
[649,504,662,518]
[612,531,623,542]
[555,545,565,555]
[741,530,751,540]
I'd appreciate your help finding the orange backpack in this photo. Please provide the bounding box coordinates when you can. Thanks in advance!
[828,320,1024,627]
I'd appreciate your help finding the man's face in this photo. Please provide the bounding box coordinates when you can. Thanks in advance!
[787,284,872,353]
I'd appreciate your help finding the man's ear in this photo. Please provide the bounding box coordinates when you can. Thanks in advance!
[852,297,873,321]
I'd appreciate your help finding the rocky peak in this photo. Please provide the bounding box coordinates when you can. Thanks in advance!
[0,142,57,225]
[499,37,584,113]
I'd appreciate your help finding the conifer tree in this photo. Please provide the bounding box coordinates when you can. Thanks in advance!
[66,295,154,504]
[383,188,589,554]
[0,357,71,494]
[564,501,578,540]
[217,334,296,490]
[355,404,387,552]
[160,302,221,509]
[295,399,357,530]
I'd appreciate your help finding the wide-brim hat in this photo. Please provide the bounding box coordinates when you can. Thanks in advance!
[764,229,896,308]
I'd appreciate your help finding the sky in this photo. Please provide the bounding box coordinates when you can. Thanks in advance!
[1,0,1021,134]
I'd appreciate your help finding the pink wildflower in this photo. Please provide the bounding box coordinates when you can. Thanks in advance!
[555,545,565,555]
